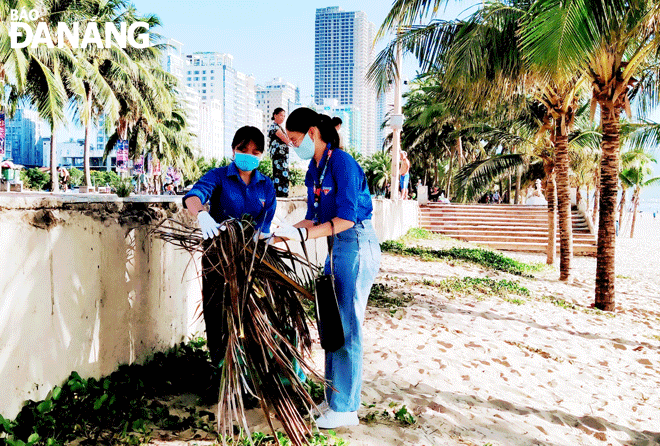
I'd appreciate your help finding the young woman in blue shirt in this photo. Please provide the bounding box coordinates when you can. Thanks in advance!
[183,126,276,366]
[272,108,381,429]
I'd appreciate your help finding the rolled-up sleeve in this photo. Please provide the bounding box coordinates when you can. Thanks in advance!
[260,181,277,233]
[183,169,220,208]
[333,154,359,223]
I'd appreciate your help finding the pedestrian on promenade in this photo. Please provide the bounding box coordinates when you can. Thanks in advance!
[183,126,276,366]
[272,108,381,429]
[492,190,501,204]
[399,151,410,199]
[332,116,344,148]
[268,107,293,197]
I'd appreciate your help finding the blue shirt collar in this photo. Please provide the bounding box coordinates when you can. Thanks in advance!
[227,161,266,184]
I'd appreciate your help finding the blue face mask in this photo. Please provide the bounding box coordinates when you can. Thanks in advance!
[234,152,261,172]
[293,133,315,160]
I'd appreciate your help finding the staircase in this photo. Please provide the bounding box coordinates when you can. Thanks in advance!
[419,204,597,256]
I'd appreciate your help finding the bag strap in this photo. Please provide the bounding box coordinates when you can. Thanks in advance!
[296,220,335,278]
[328,220,335,278]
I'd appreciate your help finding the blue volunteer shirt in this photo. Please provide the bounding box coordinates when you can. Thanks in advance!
[304,148,373,224]
[183,162,276,233]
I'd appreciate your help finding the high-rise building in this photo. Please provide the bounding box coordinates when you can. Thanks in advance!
[4,108,48,167]
[256,78,301,131]
[185,52,260,158]
[376,88,395,152]
[314,98,356,150]
[314,6,376,156]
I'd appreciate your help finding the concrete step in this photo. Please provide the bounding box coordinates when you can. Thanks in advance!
[433,229,596,241]
[437,234,596,245]
[419,213,583,222]
[463,240,598,256]
[418,204,596,256]
[419,219,591,230]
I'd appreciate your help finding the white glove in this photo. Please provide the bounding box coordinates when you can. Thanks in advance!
[197,211,221,239]
[272,226,307,242]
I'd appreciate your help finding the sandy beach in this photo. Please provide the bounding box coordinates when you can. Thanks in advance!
[154,214,660,446]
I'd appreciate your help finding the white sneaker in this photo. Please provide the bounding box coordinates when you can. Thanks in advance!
[315,409,359,429]
[311,400,330,417]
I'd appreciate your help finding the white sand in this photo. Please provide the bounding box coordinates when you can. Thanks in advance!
[153,215,660,446]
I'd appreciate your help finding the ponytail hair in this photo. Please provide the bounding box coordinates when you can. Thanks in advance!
[286,107,340,148]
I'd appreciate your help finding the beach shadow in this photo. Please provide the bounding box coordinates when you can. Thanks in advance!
[364,377,660,446]
[438,302,660,352]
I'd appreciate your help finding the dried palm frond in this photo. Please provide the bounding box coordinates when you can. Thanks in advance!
[150,217,322,446]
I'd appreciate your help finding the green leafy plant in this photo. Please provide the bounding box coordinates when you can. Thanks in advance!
[368,283,414,312]
[21,168,50,191]
[115,178,133,197]
[68,168,83,187]
[393,405,416,426]
[380,241,543,276]
[434,277,530,298]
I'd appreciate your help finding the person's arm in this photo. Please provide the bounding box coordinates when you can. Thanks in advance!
[274,128,292,145]
[184,196,205,217]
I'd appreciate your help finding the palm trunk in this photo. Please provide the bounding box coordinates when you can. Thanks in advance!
[544,158,557,265]
[555,120,573,282]
[456,135,463,168]
[84,88,92,187]
[618,187,626,228]
[629,188,639,238]
[593,170,600,225]
[446,148,455,199]
[50,127,59,193]
[507,172,512,204]
[515,165,522,204]
[595,102,619,311]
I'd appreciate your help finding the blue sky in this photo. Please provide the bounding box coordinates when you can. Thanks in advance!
[128,0,478,102]
[64,0,659,201]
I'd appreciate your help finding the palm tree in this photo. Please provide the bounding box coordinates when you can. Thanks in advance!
[619,150,660,237]
[520,0,660,309]
[372,0,590,278]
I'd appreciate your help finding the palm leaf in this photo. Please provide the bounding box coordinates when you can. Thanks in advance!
[151,217,322,446]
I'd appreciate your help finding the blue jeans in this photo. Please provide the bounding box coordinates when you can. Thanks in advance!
[324,220,381,412]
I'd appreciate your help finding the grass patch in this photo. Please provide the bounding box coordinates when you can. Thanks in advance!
[361,402,416,427]
[616,274,633,279]
[432,277,530,300]
[380,241,543,276]
[0,338,343,446]
[401,227,434,241]
[541,296,615,317]
[368,283,414,314]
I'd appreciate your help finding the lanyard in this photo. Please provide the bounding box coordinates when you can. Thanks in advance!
[313,145,334,224]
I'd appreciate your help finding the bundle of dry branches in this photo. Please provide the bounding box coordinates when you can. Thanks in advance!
[151,217,322,446]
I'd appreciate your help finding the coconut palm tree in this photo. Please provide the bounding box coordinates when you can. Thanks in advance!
[520,0,660,309]
[372,0,591,278]
[619,149,660,237]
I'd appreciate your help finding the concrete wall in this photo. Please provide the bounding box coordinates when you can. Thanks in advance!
[0,194,418,419]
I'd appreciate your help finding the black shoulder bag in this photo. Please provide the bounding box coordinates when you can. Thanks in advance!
[298,220,345,352]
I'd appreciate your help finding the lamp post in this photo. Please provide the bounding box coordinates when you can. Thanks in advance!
[390,40,403,200]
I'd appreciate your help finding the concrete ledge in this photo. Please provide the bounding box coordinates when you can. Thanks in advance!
[0,194,418,419]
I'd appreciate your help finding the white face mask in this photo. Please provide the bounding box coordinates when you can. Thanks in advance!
[293,133,315,160]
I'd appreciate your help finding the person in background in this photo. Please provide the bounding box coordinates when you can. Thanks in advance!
[58,166,70,192]
[399,151,410,200]
[272,108,381,430]
[332,116,344,149]
[492,190,501,204]
[183,126,276,367]
[268,107,293,197]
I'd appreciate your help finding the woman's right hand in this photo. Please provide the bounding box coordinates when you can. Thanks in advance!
[197,211,222,239]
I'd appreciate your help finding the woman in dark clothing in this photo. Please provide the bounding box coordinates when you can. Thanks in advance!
[267,107,293,197]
